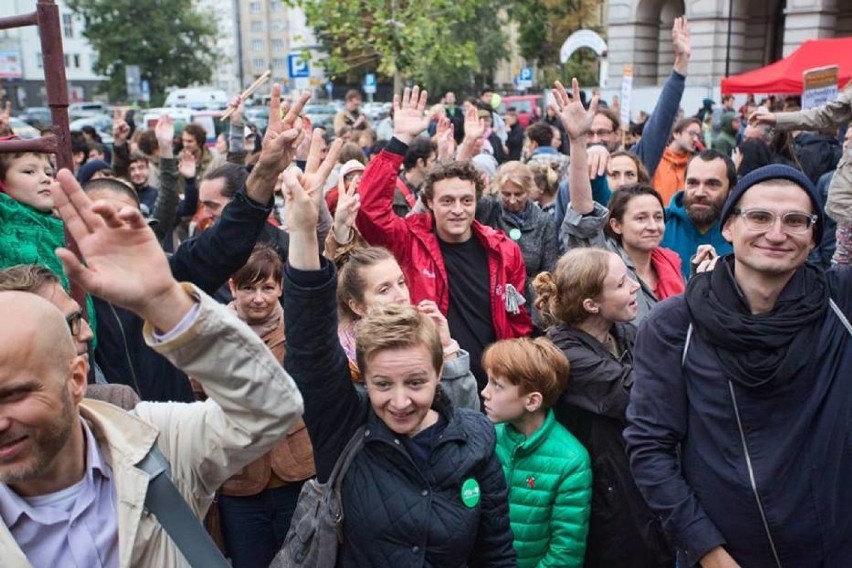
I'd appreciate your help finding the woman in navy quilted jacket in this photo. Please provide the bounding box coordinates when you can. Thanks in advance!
[277,143,516,567]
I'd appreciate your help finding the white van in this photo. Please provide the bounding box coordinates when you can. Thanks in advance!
[164,87,228,110]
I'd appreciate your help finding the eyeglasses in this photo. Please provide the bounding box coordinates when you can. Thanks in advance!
[589,129,614,138]
[732,208,818,234]
[66,310,84,337]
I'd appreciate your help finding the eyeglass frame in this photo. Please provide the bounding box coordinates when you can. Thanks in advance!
[66,309,84,337]
[731,207,818,234]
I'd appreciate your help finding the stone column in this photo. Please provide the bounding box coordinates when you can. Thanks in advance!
[783,0,837,56]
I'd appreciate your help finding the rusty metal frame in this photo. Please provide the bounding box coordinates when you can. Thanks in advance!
[0,0,81,304]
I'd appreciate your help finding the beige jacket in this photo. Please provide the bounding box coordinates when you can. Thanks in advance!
[0,284,304,567]
[775,83,852,223]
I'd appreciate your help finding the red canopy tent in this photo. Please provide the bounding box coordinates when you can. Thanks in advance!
[721,36,852,95]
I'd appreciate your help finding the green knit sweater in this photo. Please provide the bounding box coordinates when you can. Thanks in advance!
[0,193,96,338]
[495,409,592,568]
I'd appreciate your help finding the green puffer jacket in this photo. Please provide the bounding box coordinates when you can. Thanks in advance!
[496,409,592,567]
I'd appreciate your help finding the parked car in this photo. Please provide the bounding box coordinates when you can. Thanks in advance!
[70,113,113,134]
[142,107,229,148]
[68,101,111,120]
[498,94,545,127]
[244,107,269,132]
[8,117,40,139]
[17,107,53,130]
[303,103,338,132]
[164,87,228,111]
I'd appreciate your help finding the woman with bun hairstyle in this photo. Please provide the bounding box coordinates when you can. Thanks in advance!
[531,78,675,568]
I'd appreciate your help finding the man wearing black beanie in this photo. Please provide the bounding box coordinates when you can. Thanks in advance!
[624,164,852,567]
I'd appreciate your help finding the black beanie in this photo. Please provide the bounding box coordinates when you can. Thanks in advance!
[720,164,823,244]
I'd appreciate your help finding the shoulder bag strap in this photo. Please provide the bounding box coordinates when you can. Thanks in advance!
[330,425,367,492]
[829,298,852,336]
[137,445,231,568]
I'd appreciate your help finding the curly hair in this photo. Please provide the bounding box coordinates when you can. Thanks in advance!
[420,160,485,204]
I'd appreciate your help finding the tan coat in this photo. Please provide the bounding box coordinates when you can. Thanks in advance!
[0,284,304,567]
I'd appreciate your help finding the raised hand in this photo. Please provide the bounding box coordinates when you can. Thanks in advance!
[462,103,484,142]
[435,116,456,161]
[393,85,430,145]
[333,173,361,243]
[255,84,310,174]
[417,300,452,348]
[0,101,12,136]
[112,107,130,146]
[552,78,600,141]
[178,149,197,179]
[52,169,192,329]
[154,114,175,158]
[672,16,691,74]
[282,129,343,237]
[228,94,244,125]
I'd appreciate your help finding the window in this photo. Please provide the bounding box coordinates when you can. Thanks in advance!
[250,20,263,33]
[271,20,284,32]
[64,54,70,67]
[36,52,43,69]
[249,1,261,13]
[272,58,286,69]
[251,39,263,52]
[62,13,74,38]
[271,39,284,51]
[270,1,282,12]
[73,54,80,68]
[252,58,266,70]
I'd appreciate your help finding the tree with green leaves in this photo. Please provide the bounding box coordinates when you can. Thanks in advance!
[511,0,603,86]
[291,0,508,95]
[66,0,220,104]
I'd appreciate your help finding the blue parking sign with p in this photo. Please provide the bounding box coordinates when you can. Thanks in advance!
[288,54,309,79]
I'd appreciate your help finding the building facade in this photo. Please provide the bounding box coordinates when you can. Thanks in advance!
[602,0,852,118]
[607,0,852,89]
[236,0,324,98]
[0,0,104,110]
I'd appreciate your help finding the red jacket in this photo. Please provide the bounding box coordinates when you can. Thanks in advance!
[356,144,533,340]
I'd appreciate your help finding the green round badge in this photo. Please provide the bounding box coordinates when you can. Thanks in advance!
[461,478,481,508]
[509,228,522,241]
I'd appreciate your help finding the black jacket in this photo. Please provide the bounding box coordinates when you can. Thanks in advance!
[793,132,842,185]
[283,260,516,567]
[625,268,852,567]
[94,189,272,401]
[547,324,673,567]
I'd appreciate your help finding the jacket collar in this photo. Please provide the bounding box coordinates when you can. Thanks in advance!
[79,399,159,469]
[499,409,556,457]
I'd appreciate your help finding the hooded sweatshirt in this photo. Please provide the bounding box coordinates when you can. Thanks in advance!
[713,112,738,157]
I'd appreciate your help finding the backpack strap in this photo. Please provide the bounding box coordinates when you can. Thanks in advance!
[137,445,230,568]
[395,177,417,208]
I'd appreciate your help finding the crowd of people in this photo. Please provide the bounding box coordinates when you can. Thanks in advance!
[0,13,850,568]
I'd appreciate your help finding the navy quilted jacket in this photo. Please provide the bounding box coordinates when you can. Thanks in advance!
[283,260,516,567]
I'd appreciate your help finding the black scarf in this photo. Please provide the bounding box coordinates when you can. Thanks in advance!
[684,256,828,389]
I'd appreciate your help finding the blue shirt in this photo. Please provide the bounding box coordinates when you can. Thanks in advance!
[0,420,119,568]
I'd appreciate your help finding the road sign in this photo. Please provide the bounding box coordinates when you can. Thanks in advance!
[287,54,309,79]
[518,67,534,90]
[363,73,377,94]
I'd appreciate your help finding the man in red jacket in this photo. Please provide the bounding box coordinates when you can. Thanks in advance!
[356,86,532,386]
